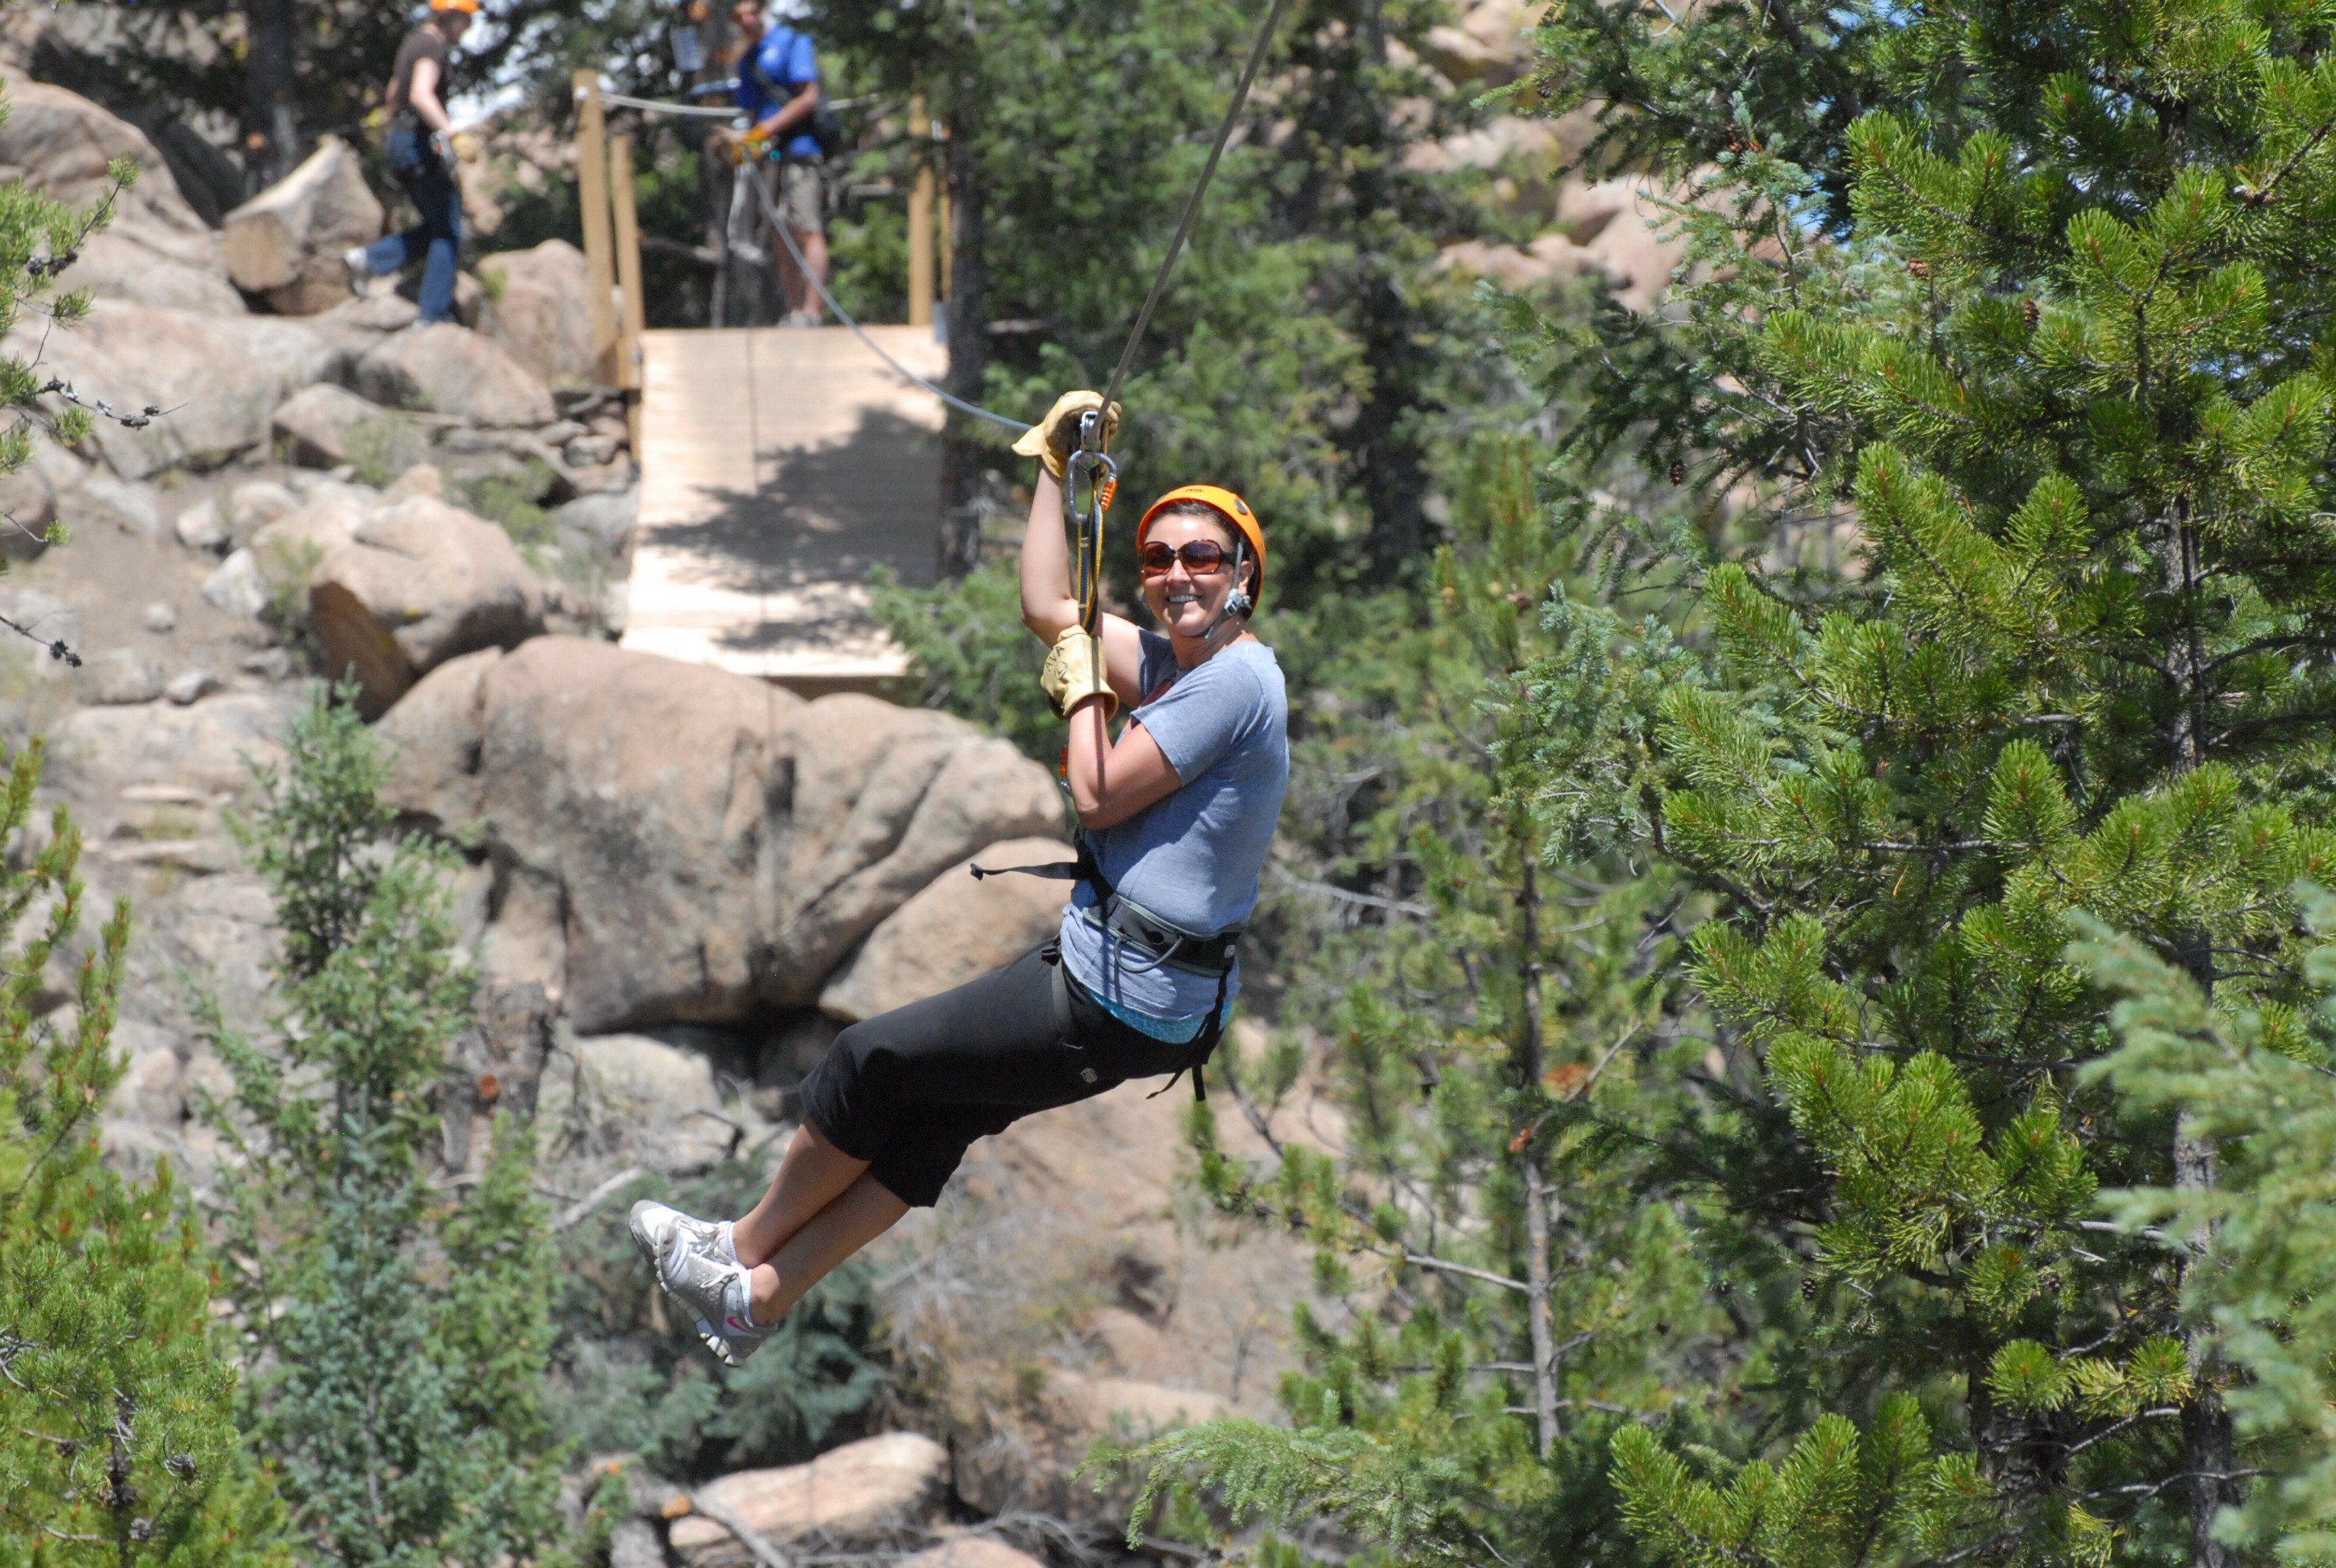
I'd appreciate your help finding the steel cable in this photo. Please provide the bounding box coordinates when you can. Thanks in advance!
[1100,0,1295,411]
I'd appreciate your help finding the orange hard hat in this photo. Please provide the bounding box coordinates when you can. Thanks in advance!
[430,0,480,13]
[1138,485,1265,611]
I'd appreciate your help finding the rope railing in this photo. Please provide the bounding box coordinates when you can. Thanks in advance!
[600,0,1295,443]
[746,168,1031,432]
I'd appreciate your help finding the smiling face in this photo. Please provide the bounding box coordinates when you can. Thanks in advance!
[1141,509,1254,641]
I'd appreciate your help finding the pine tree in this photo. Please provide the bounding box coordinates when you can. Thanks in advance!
[199,686,563,1568]
[0,98,283,1559]
[2077,886,2336,1561]
[0,90,128,615]
[0,736,289,1568]
[1491,0,2336,1558]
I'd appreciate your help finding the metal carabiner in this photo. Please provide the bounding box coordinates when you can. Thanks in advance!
[1063,410,1118,636]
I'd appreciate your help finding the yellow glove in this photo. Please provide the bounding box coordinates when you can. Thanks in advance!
[1039,624,1117,721]
[1011,390,1122,481]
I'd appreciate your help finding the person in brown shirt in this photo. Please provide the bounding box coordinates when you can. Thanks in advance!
[345,0,475,323]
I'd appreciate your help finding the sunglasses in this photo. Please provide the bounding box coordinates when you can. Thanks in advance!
[1139,540,1234,577]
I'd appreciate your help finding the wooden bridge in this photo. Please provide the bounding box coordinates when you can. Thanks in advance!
[572,73,955,695]
[618,324,948,693]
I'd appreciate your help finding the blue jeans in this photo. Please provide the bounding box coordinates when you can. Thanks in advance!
[368,127,461,323]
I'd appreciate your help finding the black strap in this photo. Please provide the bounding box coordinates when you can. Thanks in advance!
[1144,966,1229,1103]
[970,859,1081,882]
[1047,947,1075,1045]
[971,834,1114,903]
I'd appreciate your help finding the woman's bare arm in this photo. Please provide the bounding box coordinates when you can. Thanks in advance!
[1063,701,1181,828]
[408,57,453,133]
[1020,469,1145,707]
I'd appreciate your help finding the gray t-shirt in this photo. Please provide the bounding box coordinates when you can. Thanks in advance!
[1058,632,1288,1020]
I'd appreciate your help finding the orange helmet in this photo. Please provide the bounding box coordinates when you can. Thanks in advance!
[1138,485,1265,611]
[430,0,480,12]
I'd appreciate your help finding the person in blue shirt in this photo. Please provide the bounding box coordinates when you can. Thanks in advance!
[724,0,828,326]
[629,390,1290,1368]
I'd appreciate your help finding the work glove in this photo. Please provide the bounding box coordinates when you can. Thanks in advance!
[450,131,482,164]
[1039,624,1117,722]
[430,128,454,165]
[1012,390,1121,481]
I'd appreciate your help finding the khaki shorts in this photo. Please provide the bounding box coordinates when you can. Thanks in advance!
[773,156,824,235]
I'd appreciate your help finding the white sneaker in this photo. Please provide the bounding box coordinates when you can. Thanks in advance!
[711,1269,780,1367]
[628,1199,736,1274]
[343,246,372,288]
[628,1199,767,1366]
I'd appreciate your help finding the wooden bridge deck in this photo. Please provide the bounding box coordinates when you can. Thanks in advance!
[621,324,949,691]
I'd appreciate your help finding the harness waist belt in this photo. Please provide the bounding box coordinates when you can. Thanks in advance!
[970,850,1240,978]
[1077,895,1241,979]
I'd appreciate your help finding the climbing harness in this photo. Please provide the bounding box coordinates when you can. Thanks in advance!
[972,843,1240,1100]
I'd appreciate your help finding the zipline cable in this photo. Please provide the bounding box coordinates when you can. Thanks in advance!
[1070,0,1291,642]
[1099,0,1294,413]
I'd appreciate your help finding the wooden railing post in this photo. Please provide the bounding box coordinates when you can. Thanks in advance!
[907,94,933,328]
[609,132,648,448]
[574,70,619,387]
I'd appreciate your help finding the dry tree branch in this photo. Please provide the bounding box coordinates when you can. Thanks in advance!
[0,612,81,668]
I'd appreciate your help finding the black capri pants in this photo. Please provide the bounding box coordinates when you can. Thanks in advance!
[799,941,1218,1207]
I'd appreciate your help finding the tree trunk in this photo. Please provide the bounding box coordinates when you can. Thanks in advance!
[937,98,989,578]
[1515,855,1561,1458]
[2158,507,2233,1568]
[2161,508,2236,1568]
[244,0,300,187]
[2176,1116,2239,1568]
[107,1391,136,1568]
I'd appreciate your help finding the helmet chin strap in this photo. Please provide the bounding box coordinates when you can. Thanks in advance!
[1199,539,1253,645]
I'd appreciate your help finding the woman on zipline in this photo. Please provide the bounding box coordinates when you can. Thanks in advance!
[632,391,1290,1365]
